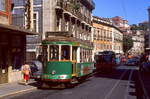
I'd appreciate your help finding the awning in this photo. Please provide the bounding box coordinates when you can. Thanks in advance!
[0,23,39,35]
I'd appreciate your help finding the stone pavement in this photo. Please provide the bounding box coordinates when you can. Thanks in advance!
[138,71,150,99]
[0,80,37,98]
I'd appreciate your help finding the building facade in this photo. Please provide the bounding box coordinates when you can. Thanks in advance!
[12,0,42,62]
[129,30,145,55]
[145,32,149,49]
[12,0,42,33]
[147,7,150,48]
[42,0,95,42]
[0,0,37,84]
[92,16,123,54]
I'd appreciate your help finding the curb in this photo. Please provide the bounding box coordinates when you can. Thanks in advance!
[138,71,150,99]
[0,87,37,98]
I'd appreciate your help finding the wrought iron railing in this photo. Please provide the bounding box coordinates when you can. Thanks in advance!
[56,0,92,25]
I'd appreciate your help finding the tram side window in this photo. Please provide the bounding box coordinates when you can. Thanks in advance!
[49,45,59,60]
[72,47,77,60]
[43,45,47,61]
[80,48,83,62]
[61,45,70,60]
[90,50,92,62]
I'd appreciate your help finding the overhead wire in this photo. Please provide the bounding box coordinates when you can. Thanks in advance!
[121,0,128,20]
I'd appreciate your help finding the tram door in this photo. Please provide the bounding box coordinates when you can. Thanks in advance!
[42,45,48,67]
[0,45,8,84]
[72,47,77,75]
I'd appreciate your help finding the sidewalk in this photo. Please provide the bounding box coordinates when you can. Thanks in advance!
[138,71,150,99]
[0,80,37,98]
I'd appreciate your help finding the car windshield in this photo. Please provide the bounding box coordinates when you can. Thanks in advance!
[32,60,42,70]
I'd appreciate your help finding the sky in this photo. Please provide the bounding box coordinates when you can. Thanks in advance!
[93,0,150,25]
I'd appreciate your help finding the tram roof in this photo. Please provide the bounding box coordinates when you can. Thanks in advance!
[43,36,93,48]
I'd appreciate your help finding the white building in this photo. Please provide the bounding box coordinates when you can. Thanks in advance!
[129,30,145,55]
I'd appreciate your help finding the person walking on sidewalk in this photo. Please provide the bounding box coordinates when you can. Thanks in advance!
[21,63,31,85]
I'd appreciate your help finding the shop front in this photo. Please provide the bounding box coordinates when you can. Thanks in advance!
[0,24,37,84]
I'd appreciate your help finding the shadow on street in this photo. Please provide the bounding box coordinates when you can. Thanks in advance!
[93,66,144,99]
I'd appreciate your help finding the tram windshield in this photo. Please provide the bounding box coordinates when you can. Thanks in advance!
[48,45,71,61]
[61,45,70,60]
[49,45,59,60]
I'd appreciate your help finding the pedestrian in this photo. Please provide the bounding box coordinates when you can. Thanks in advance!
[139,53,147,72]
[21,63,31,85]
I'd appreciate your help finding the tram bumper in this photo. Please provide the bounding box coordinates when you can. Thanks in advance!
[41,74,72,83]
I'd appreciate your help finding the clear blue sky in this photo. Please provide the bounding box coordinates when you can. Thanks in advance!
[93,0,150,25]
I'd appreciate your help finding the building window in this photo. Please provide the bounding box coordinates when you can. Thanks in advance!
[65,18,69,31]
[72,24,75,37]
[33,12,39,32]
[0,0,6,11]
[56,16,62,31]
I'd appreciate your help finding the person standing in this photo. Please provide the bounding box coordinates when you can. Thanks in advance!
[139,53,147,72]
[21,63,31,85]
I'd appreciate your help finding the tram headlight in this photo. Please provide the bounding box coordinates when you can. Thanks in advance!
[52,70,56,75]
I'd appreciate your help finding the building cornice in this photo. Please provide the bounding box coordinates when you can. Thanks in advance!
[93,16,123,33]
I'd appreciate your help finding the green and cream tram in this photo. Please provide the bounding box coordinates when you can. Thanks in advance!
[40,36,94,87]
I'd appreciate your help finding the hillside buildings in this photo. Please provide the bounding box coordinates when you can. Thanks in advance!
[111,16,131,35]
[92,16,123,54]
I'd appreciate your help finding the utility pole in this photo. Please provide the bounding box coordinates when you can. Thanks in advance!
[25,0,34,31]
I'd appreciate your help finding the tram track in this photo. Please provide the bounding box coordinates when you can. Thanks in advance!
[104,70,128,99]
[104,69,134,99]
[124,70,134,99]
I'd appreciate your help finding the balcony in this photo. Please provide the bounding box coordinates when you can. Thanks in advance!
[81,0,95,10]
[46,31,72,38]
[56,0,92,25]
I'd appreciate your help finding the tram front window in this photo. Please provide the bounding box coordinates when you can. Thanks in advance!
[49,45,59,60]
[61,45,70,60]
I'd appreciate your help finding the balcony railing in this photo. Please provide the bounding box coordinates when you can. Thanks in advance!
[56,0,92,25]
[46,31,72,38]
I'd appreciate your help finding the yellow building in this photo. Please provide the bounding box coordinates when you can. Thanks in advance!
[92,16,123,54]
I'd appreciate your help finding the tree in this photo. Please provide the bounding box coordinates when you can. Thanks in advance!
[139,23,148,31]
[130,24,138,30]
[123,35,133,53]
[130,23,148,31]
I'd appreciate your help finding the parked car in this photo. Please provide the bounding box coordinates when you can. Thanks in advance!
[126,56,140,66]
[27,60,43,81]
[126,59,135,66]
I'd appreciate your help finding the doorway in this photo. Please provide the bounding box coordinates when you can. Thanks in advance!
[0,45,9,84]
